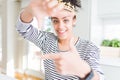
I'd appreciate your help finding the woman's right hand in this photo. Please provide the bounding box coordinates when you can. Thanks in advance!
[20,0,64,23]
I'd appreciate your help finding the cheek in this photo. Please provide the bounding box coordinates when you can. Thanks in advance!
[53,26,59,33]
[52,23,73,31]
[68,27,73,32]
[67,24,73,30]
[68,21,74,28]
[53,26,57,30]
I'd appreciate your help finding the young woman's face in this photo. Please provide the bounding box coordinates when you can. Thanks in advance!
[51,10,76,40]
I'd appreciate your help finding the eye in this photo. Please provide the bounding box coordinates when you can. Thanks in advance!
[64,19,69,23]
[52,19,59,24]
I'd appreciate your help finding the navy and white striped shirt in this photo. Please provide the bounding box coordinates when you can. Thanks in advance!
[16,18,104,80]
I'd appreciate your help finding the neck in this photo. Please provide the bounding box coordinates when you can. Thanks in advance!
[58,34,72,43]
[58,36,78,51]
[58,36,78,45]
[58,38,71,45]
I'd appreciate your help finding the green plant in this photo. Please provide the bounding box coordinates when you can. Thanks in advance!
[101,39,111,46]
[101,39,120,47]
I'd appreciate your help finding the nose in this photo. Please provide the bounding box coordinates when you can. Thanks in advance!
[58,21,64,29]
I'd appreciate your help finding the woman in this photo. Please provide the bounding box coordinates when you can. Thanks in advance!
[16,0,104,80]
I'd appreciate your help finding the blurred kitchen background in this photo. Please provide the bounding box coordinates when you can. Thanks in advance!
[0,0,120,80]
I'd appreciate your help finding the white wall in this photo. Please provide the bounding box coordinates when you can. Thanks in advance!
[74,0,91,40]
[90,0,103,46]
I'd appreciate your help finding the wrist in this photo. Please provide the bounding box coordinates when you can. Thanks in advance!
[77,69,94,80]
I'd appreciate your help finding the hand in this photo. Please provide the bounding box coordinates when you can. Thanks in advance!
[37,38,91,78]
[21,0,64,27]
[27,0,64,17]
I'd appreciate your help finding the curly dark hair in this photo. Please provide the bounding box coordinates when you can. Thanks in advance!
[62,0,81,11]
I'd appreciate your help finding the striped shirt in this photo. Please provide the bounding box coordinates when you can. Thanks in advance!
[16,18,104,80]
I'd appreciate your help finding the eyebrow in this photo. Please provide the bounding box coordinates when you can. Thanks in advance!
[64,9,72,12]
[51,16,71,20]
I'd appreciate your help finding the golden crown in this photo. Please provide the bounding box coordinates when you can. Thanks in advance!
[58,0,75,11]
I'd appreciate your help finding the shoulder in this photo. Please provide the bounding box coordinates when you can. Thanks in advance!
[77,38,99,51]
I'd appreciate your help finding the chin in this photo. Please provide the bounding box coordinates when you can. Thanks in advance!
[58,36,67,40]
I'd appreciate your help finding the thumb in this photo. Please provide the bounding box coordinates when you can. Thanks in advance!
[69,37,78,53]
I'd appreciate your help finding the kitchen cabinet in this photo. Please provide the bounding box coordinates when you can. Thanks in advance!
[102,64,120,80]
[98,0,120,18]
[101,57,120,80]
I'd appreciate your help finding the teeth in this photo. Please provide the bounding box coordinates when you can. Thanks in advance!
[58,30,65,33]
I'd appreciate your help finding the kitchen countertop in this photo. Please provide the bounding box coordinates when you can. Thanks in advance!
[100,57,120,67]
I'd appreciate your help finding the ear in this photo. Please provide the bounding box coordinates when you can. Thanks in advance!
[73,15,76,27]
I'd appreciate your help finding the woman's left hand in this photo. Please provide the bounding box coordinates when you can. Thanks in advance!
[38,38,91,78]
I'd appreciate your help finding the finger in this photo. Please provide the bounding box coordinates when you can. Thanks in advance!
[46,0,50,2]
[69,37,77,52]
[29,0,42,6]
[46,0,64,12]
[52,2,64,13]
[55,66,62,74]
[40,53,61,60]
[47,0,58,8]
[54,61,62,71]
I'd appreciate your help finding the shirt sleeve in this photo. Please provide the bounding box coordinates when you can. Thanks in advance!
[85,42,105,80]
[16,15,48,50]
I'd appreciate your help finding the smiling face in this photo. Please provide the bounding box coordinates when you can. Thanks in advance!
[51,10,76,40]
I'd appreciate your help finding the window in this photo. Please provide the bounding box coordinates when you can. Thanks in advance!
[103,18,120,40]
